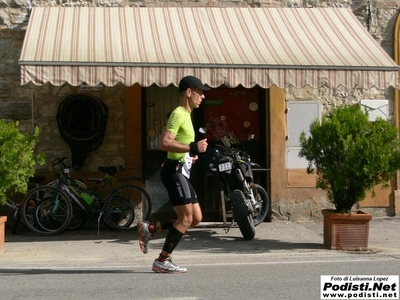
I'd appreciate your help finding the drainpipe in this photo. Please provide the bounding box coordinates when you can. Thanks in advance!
[31,82,35,133]
[394,13,400,216]
[366,0,372,32]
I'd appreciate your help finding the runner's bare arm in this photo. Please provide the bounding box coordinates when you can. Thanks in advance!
[159,129,208,154]
[159,129,190,153]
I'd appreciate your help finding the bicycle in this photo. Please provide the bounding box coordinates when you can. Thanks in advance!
[2,175,46,234]
[20,157,152,235]
[4,197,20,234]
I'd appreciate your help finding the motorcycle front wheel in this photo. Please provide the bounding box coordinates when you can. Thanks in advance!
[252,184,270,226]
[231,189,255,240]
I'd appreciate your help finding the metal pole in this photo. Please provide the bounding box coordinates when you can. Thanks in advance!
[31,82,34,133]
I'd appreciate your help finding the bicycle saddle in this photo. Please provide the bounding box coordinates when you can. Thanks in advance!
[98,166,118,176]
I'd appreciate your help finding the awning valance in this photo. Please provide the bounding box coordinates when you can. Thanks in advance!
[19,7,400,89]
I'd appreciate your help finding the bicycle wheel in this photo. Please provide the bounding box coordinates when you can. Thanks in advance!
[104,185,152,231]
[21,185,72,235]
[5,197,21,234]
[67,202,87,231]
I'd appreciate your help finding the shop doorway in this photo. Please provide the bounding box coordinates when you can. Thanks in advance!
[192,85,268,221]
[143,85,268,222]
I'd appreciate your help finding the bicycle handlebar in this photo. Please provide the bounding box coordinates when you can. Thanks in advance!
[51,157,70,168]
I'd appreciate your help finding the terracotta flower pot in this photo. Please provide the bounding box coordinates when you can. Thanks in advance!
[322,209,372,251]
[0,216,7,253]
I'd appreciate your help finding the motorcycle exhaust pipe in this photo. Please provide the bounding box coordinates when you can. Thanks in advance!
[236,169,245,182]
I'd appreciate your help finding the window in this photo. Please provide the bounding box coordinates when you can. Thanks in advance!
[286,101,320,169]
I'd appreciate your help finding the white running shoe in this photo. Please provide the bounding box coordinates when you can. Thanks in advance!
[152,257,187,274]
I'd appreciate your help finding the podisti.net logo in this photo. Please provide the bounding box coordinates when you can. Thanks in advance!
[321,275,399,300]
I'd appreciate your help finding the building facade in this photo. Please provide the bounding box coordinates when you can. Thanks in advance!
[1,1,400,221]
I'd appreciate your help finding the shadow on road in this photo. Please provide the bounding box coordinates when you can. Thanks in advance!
[5,222,325,253]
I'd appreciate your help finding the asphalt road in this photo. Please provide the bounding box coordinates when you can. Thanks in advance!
[1,251,399,300]
[1,218,399,300]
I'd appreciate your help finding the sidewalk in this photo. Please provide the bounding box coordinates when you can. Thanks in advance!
[1,217,399,269]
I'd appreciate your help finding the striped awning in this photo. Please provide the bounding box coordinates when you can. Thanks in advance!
[19,7,400,89]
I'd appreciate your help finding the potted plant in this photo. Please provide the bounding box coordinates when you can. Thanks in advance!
[0,120,45,252]
[299,104,400,250]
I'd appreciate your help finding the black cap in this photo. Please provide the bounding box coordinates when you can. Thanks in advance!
[178,76,210,92]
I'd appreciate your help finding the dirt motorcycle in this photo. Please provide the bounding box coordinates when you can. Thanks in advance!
[206,131,269,240]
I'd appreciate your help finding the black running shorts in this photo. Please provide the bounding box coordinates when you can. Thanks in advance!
[160,159,198,206]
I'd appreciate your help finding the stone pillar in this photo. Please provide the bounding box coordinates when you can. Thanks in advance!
[394,190,400,216]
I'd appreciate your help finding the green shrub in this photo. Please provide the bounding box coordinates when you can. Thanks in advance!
[0,120,45,205]
[299,104,400,212]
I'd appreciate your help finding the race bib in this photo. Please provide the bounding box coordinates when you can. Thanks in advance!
[181,153,193,179]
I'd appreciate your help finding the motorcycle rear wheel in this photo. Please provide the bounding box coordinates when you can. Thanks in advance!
[231,189,255,240]
[252,184,269,226]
